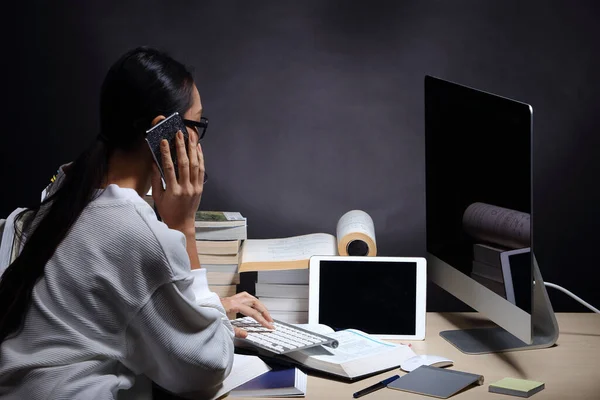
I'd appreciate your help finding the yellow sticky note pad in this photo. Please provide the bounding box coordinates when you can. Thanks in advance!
[489,378,545,398]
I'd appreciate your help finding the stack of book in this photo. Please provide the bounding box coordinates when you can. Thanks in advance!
[471,243,507,298]
[254,269,310,324]
[237,237,321,324]
[235,212,377,324]
[195,211,247,299]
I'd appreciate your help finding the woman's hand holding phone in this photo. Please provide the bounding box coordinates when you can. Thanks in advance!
[149,128,275,332]
[151,129,204,236]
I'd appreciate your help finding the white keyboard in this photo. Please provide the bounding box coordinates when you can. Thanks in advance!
[230,316,339,355]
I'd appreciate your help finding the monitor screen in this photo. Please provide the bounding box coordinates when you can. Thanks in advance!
[317,260,417,334]
[425,76,532,314]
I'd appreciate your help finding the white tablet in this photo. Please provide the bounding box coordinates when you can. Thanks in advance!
[308,256,427,340]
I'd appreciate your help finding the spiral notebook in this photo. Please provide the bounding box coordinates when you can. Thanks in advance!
[387,365,484,398]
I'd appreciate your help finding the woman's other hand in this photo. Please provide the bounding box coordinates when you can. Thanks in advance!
[221,292,275,338]
[151,130,204,235]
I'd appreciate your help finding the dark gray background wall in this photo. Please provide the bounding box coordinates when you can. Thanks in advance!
[1,1,599,312]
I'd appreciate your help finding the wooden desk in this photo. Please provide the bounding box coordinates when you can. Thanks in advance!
[237,313,600,400]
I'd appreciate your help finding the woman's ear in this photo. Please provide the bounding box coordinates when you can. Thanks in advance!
[150,115,166,127]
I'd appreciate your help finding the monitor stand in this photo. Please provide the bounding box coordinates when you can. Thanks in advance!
[439,255,559,354]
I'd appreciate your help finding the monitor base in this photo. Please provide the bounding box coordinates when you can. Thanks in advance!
[440,326,547,354]
[439,256,559,354]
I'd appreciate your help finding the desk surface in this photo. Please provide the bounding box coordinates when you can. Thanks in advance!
[235,313,600,400]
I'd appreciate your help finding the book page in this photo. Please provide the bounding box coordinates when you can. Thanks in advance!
[315,330,398,362]
[293,323,336,336]
[335,210,377,256]
[289,329,398,364]
[240,233,337,263]
[463,202,530,249]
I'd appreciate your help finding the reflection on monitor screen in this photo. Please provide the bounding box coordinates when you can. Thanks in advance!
[425,77,532,314]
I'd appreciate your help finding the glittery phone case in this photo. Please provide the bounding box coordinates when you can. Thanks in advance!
[145,112,189,181]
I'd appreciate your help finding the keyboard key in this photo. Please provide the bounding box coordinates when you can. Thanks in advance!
[230,317,339,354]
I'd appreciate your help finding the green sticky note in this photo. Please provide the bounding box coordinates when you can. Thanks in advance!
[489,378,545,398]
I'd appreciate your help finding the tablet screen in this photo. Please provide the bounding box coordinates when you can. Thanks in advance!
[317,260,417,334]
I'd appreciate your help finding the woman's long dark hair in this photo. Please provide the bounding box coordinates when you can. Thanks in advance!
[0,47,194,343]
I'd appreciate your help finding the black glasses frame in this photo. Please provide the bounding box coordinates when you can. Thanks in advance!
[182,116,209,184]
[183,116,209,140]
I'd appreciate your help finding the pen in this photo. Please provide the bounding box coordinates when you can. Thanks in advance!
[352,374,400,398]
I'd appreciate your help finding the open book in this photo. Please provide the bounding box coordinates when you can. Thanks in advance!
[279,324,416,380]
[239,210,377,272]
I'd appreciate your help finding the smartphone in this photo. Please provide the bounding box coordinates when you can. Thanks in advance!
[145,112,189,181]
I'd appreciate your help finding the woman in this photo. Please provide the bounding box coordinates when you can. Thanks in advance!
[0,47,273,399]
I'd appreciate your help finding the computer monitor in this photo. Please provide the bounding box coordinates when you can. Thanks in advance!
[424,75,558,354]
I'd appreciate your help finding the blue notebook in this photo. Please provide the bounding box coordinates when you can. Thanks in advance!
[229,367,307,397]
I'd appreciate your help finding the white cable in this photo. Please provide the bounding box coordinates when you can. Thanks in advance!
[544,282,600,314]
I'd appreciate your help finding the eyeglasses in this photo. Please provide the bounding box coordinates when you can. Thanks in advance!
[183,116,209,184]
[183,116,209,140]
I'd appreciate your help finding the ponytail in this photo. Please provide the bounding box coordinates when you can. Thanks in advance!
[0,45,194,344]
[0,140,109,342]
